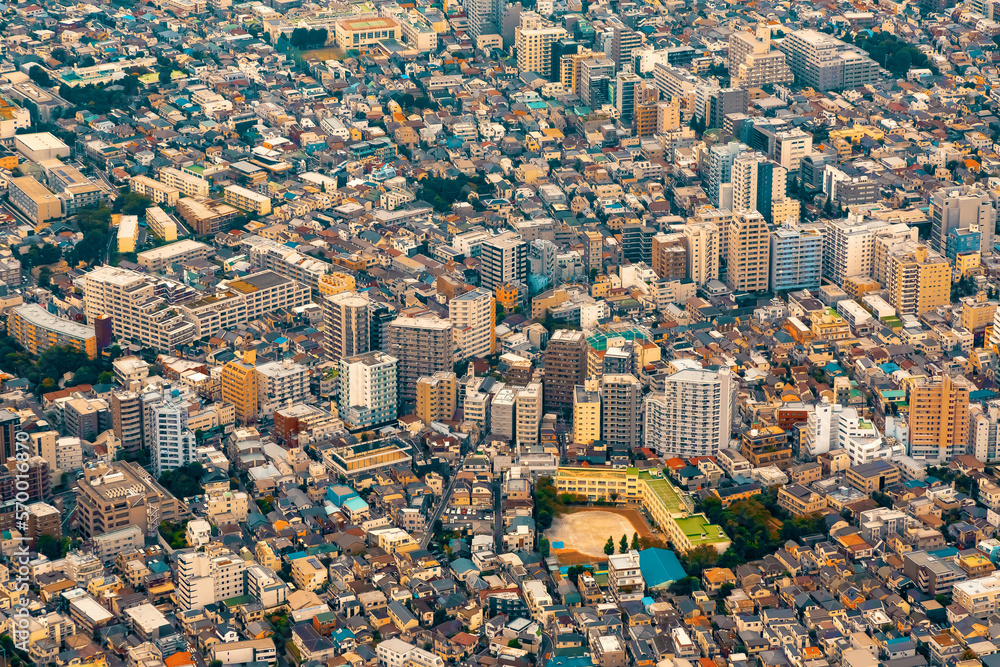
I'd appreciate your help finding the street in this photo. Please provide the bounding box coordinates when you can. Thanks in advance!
[419,451,470,549]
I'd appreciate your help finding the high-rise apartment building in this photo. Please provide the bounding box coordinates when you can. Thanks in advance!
[76,461,180,539]
[770,220,825,292]
[578,57,615,107]
[613,71,642,121]
[177,551,247,611]
[644,367,737,458]
[726,210,770,292]
[779,29,879,91]
[610,23,641,70]
[884,243,950,316]
[515,382,543,447]
[542,329,589,412]
[731,153,797,224]
[774,129,813,172]
[601,374,642,453]
[152,400,197,477]
[822,215,884,287]
[339,351,398,430]
[909,375,971,462]
[706,142,748,207]
[466,0,502,40]
[651,233,688,281]
[621,224,656,264]
[323,292,370,362]
[930,185,996,258]
[0,408,18,468]
[515,12,567,77]
[415,372,458,425]
[728,29,793,88]
[480,232,528,291]
[681,216,722,286]
[573,380,601,445]
[385,316,453,407]
[256,360,311,414]
[705,88,750,130]
[221,356,258,425]
[450,288,495,360]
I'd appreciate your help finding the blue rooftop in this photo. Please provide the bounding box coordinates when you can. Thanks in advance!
[638,548,686,589]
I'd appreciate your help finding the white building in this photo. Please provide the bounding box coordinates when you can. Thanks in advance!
[256,360,311,416]
[644,367,737,458]
[377,638,445,667]
[176,551,247,610]
[152,400,197,477]
[608,550,644,603]
[338,351,398,430]
[515,382,543,448]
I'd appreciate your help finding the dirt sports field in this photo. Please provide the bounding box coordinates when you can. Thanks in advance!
[546,507,654,563]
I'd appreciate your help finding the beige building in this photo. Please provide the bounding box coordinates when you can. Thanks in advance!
[449,288,495,360]
[515,382,543,447]
[909,374,970,462]
[9,176,62,223]
[130,175,180,206]
[145,207,178,241]
[573,382,601,445]
[516,12,567,76]
[158,167,209,198]
[885,243,950,315]
[76,461,180,538]
[224,185,271,215]
[136,239,211,273]
[415,372,457,425]
[726,210,770,292]
[777,484,827,517]
[333,16,400,51]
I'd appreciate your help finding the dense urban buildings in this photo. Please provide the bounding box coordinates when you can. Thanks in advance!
[8,2,1000,666]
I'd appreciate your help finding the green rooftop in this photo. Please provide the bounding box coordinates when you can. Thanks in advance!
[675,515,730,545]
[587,328,649,352]
[639,472,682,514]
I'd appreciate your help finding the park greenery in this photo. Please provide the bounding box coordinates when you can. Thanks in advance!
[854,32,931,76]
[0,332,120,395]
[695,489,828,566]
[158,462,205,498]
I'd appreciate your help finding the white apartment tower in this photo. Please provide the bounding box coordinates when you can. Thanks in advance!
[644,367,737,458]
[515,382,543,448]
[152,400,197,477]
[176,551,247,610]
[338,351,399,430]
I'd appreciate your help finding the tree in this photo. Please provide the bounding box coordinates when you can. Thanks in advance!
[631,532,640,550]
[604,536,615,556]
[508,639,521,649]
[113,192,153,216]
[158,67,172,85]
[539,537,550,558]
[619,534,629,553]
[28,65,52,87]
[37,534,66,559]
[210,662,223,667]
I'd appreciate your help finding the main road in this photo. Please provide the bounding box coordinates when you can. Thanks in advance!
[419,451,470,549]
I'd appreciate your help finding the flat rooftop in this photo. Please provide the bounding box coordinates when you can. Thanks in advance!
[13,304,94,340]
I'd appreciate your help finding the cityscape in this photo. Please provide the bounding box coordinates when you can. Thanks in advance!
[2,2,1000,667]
